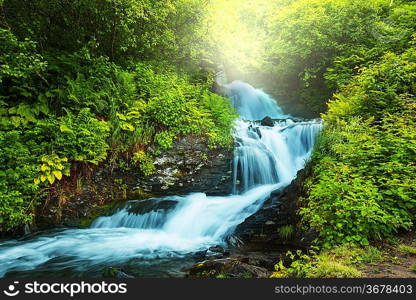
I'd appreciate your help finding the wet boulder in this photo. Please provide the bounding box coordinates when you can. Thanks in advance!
[187,258,271,278]
[260,116,274,127]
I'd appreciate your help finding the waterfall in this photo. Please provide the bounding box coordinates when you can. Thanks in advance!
[0,81,322,277]
[225,80,285,120]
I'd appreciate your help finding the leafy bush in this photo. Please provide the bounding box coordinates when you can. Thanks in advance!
[0,30,47,232]
[300,47,416,247]
[0,28,46,86]
[3,0,209,69]
[0,130,40,232]
[0,29,49,127]
[55,51,137,121]
[132,151,156,176]
[53,109,110,164]
[34,154,70,185]
[135,64,237,149]
[263,0,416,115]
[0,1,237,235]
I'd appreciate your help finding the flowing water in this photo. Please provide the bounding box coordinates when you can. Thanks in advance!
[0,81,321,278]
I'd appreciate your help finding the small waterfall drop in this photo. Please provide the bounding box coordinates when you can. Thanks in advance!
[225,80,285,120]
[0,81,322,277]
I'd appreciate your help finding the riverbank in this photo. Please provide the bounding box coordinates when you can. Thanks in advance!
[187,228,416,279]
[32,135,233,233]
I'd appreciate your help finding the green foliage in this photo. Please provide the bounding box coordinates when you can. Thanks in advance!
[155,131,176,150]
[3,0,209,70]
[325,49,416,121]
[272,244,383,278]
[54,109,110,164]
[0,28,46,83]
[34,154,70,185]
[54,50,137,120]
[311,261,362,278]
[301,47,416,247]
[263,0,416,115]
[271,249,362,278]
[0,30,47,232]
[200,91,237,148]
[0,129,40,232]
[0,0,237,234]
[398,245,416,256]
[135,63,236,149]
[330,244,383,265]
[0,29,49,127]
[132,151,155,176]
[278,225,295,240]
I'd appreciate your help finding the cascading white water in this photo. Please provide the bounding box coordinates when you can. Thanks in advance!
[0,81,321,277]
[226,80,285,120]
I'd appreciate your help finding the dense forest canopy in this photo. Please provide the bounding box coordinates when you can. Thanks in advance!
[0,0,415,259]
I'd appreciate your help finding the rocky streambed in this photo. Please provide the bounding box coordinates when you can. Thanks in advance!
[0,81,321,279]
[186,166,318,278]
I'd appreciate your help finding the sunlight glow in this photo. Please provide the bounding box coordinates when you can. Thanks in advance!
[206,0,277,74]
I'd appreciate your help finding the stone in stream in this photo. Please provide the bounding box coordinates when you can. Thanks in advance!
[260,116,274,127]
[187,257,271,278]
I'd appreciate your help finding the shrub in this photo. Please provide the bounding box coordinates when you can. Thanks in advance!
[34,154,70,185]
[263,0,416,115]
[301,47,416,247]
[0,130,40,232]
[136,64,236,149]
[51,108,110,164]
[56,51,137,121]
[132,151,156,176]
[154,131,176,150]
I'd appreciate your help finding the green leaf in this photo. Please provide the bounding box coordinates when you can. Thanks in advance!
[53,170,62,180]
[47,174,55,184]
[40,164,50,171]
[60,124,73,133]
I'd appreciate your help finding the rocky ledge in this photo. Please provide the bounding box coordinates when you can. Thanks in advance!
[186,166,319,278]
[35,135,233,231]
[137,135,233,196]
[232,167,318,249]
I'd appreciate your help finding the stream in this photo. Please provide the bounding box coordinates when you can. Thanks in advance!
[0,81,321,278]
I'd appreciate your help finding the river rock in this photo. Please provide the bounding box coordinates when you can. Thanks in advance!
[260,116,274,127]
[233,165,318,248]
[187,257,271,278]
[137,135,233,196]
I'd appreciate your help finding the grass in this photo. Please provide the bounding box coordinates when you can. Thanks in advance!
[270,244,382,278]
[278,225,295,240]
[310,261,362,278]
[398,245,416,255]
[361,247,384,264]
[330,244,383,264]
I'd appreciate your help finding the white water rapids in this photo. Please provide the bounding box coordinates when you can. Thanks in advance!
[0,81,321,277]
